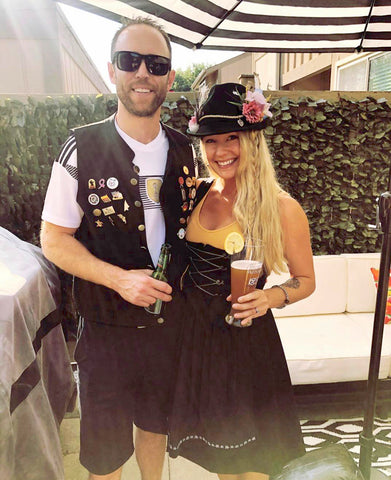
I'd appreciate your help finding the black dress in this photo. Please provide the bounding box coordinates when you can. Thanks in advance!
[168,240,305,475]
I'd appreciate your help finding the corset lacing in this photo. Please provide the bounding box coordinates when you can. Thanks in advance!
[184,242,230,296]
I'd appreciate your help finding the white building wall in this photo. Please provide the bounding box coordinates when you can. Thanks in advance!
[61,45,108,94]
[57,8,110,93]
[218,54,253,84]
[0,0,109,95]
[253,53,279,90]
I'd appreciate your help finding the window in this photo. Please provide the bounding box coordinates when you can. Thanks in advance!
[369,53,391,91]
[338,60,367,91]
[337,53,391,91]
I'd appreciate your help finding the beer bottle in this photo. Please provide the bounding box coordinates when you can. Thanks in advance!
[145,243,172,315]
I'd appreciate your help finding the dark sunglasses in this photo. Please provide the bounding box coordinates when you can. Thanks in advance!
[112,51,171,76]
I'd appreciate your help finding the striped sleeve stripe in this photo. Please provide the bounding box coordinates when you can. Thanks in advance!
[57,135,76,167]
[65,164,78,181]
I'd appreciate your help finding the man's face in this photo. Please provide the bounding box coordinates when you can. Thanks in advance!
[109,24,175,118]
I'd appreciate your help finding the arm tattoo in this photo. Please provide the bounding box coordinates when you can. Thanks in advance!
[282,277,300,289]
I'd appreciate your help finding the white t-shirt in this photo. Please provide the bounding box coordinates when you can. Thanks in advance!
[116,124,168,266]
[42,121,168,266]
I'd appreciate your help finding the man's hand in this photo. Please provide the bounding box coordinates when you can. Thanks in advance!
[113,269,173,307]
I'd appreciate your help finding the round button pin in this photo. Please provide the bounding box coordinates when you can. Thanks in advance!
[183,166,189,175]
[134,200,142,207]
[185,177,193,188]
[92,209,102,216]
[177,228,185,239]
[138,224,145,231]
[157,317,165,324]
[107,177,119,189]
[130,178,138,186]
[88,194,99,206]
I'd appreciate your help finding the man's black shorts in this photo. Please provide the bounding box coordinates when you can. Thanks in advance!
[74,318,181,475]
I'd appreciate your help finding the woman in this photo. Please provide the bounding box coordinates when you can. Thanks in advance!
[168,83,315,479]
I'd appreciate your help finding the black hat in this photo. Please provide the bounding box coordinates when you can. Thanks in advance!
[187,82,272,137]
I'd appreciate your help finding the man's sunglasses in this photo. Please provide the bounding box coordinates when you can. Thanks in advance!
[112,51,171,76]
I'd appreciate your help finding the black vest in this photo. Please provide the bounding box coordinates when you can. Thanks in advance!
[73,115,196,326]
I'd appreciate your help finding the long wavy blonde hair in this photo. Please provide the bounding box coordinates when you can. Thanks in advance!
[201,130,288,274]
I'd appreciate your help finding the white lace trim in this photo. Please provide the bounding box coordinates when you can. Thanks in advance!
[169,434,256,451]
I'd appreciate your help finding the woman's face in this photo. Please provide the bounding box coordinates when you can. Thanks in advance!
[202,132,240,181]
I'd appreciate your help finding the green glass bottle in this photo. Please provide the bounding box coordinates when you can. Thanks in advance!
[145,243,172,315]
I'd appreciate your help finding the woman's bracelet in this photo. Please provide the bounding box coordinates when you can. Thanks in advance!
[272,284,290,309]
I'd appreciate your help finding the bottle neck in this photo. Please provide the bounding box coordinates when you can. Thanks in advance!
[156,244,171,273]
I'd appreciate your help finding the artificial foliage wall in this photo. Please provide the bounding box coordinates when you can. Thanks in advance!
[264,95,391,255]
[1,92,391,255]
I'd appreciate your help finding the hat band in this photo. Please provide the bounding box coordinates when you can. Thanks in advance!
[198,114,244,121]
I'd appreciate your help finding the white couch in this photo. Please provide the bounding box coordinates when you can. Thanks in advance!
[265,253,391,387]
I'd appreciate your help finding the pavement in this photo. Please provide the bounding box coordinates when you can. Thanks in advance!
[60,412,218,480]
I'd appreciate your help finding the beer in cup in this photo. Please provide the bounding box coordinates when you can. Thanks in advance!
[225,242,263,327]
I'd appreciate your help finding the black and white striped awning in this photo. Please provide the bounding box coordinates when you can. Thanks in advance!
[57,0,391,52]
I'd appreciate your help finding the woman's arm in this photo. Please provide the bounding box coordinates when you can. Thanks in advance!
[264,195,315,308]
[231,195,315,326]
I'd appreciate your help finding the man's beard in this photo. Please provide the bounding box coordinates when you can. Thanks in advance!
[117,82,167,117]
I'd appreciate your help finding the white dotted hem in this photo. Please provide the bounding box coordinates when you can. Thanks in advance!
[169,434,257,451]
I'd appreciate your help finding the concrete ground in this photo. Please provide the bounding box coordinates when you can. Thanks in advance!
[60,412,218,480]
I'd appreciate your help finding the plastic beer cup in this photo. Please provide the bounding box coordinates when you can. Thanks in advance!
[225,243,263,327]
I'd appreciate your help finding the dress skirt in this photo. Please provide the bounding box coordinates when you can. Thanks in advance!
[168,242,305,475]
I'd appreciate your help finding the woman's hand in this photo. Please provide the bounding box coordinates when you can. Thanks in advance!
[227,289,270,327]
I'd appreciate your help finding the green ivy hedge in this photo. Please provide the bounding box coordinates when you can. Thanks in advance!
[264,95,391,255]
[1,92,390,255]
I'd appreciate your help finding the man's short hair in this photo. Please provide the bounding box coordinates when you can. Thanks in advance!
[110,17,172,61]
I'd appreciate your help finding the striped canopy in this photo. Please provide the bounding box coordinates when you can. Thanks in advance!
[57,0,391,52]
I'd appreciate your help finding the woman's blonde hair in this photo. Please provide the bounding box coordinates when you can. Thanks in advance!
[234,130,288,274]
[200,130,288,273]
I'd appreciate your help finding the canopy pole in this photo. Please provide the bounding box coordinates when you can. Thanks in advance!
[195,0,243,49]
[356,0,376,52]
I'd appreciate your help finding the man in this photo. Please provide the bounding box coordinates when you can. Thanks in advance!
[41,17,196,480]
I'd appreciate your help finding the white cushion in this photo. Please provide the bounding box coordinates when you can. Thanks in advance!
[341,253,380,313]
[266,255,347,318]
[275,312,391,385]
[346,312,391,378]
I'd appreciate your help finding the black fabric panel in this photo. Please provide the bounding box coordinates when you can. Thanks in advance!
[10,360,40,414]
[10,310,61,414]
[180,0,231,18]
[32,310,61,353]
[211,30,363,41]
[229,12,383,26]
[245,0,388,6]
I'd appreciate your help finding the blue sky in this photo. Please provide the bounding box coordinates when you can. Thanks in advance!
[59,3,240,91]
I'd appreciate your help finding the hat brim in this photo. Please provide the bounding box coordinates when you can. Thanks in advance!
[187,117,269,137]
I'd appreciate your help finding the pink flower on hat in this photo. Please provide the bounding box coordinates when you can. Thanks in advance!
[242,101,264,123]
[188,115,199,133]
[242,89,272,123]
